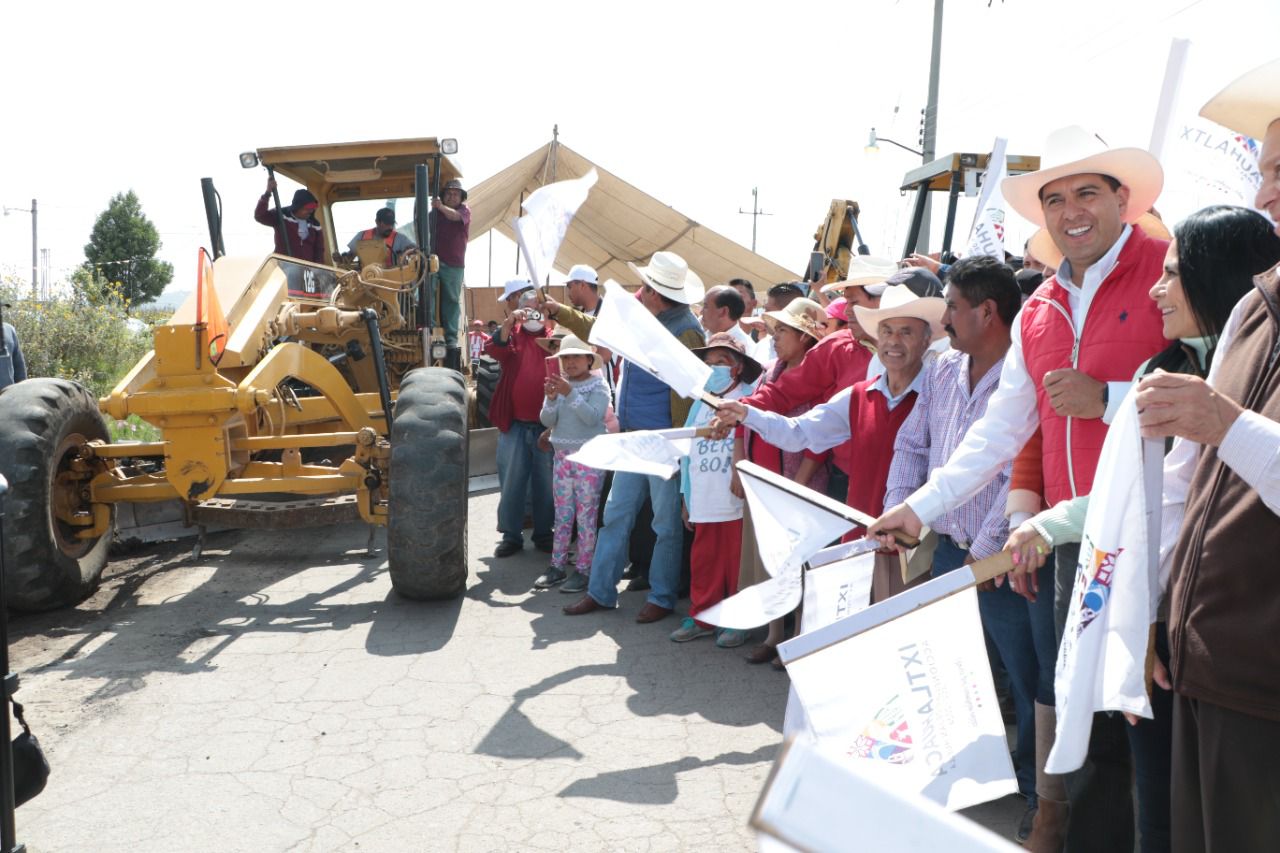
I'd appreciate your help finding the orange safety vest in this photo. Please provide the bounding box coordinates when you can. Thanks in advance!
[361,228,398,265]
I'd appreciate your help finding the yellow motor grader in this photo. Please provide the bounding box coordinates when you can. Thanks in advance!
[0,137,473,610]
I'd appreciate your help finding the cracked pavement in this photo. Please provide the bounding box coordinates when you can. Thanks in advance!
[8,491,791,852]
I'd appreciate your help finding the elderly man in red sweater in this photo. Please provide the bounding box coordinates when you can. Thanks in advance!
[872,127,1169,852]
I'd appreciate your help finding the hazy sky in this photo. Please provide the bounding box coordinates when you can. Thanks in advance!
[2,0,1276,297]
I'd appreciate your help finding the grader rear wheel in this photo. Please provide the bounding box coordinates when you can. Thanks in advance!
[387,367,469,599]
[0,378,115,611]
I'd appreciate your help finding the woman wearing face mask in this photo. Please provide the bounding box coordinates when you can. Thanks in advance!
[669,334,763,648]
[1003,205,1280,853]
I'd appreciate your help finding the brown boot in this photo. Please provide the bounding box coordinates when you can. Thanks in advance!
[1023,797,1068,852]
[1024,701,1069,852]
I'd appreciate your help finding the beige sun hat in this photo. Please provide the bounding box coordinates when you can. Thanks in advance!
[627,251,705,305]
[541,333,603,371]
[1001,126,1164,228]
[819,255,898,294]
[763,297,825,341]
[1200,57,1280,140]
[852,283,946,339]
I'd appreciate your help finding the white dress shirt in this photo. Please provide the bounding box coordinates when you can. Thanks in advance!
[907,226,1135,525]
[743,368,928,454]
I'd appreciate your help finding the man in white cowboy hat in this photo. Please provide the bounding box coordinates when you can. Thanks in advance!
[1121,58,1280,853]
[713,281,941,599]
[564,251,706,624]
[881,256,1048,842]
[871,125,1171,851]
[431,178,471,370]
[486,278,555,559]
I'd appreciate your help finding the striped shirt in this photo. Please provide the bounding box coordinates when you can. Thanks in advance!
[883,348,1010,560]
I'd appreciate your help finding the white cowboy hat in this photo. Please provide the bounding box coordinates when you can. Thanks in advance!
[820,255,898,294]
[1199,57,1280,140]
[763,297,825,341]
[1001,126,1163,228]
[542,333,604,371]
[627,251,704,304]
[498,277,535,302]
[852,283,946,339]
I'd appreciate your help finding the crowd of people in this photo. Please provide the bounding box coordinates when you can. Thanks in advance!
[479,61,1280,853]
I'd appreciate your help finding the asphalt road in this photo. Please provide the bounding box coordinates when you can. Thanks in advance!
[6,490,1023,851]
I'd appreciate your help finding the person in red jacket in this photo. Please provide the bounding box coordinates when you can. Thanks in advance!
[872,126,1169,852]
[486,278,554,558]
[254,178,325,263]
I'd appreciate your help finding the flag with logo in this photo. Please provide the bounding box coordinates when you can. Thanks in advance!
[513,168,598,289]
[196,248,229,365]
[784,586,1016,810]
[967,137,1010,259]
[588,279,712,399]
[1046,390,1162,773]
[1148,38,1263,225]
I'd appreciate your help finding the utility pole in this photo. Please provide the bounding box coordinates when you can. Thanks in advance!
[917,0,944,254]
[737,187,772,253]
[30,199,38,302]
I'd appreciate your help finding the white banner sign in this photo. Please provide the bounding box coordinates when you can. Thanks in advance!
[785,588,1016,811]
[967,137,1010,259]
[566,428,696,479]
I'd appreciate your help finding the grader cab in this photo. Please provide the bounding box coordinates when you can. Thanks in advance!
[0,137,472,611]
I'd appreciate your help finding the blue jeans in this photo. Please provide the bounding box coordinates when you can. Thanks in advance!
[934,535,1039,805]
[587,470,683,610]
[496,421,553,546]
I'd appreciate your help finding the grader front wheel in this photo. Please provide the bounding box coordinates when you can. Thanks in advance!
[387,367,469,599]
[0,379,115,611]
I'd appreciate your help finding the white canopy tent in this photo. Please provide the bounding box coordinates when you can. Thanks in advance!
[465,139,800,290]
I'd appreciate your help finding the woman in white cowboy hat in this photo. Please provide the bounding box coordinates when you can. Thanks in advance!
[534,334,612,593]
[733,297,832,666]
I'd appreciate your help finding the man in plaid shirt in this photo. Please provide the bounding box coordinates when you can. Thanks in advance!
[882,255,1050,843]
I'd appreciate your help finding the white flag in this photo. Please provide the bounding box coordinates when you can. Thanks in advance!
[1149,39,1262,225]
[588,280,712,399]
[737,461,857,579]
[1046,390,1160,774]
[785,588,1017,811]
[967,137,1009,260]
[513,168,598,288]
[753,738,1021,853]
[566,428,697,479]
[697,467,858,629]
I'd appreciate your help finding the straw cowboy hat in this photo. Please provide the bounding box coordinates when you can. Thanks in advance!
[764,297,826,341]
[1001,125,1164,228]
[628,251,705,305]
[1027,210,1172,272]
[498,277,535,302]
[540,333,603,371]
[820,255,898,294]
[1200,57,1280,139]
[691,332,764,384]
[535,327,570,353]
[853,283,947,339]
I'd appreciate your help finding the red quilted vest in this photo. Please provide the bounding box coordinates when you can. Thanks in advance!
[1020,226,1168,504]
[842,378,918,538]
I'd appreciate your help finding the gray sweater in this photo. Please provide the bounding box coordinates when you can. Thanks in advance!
[539,375,610,450]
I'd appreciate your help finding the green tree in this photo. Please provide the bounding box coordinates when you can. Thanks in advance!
[82,190,174,307]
